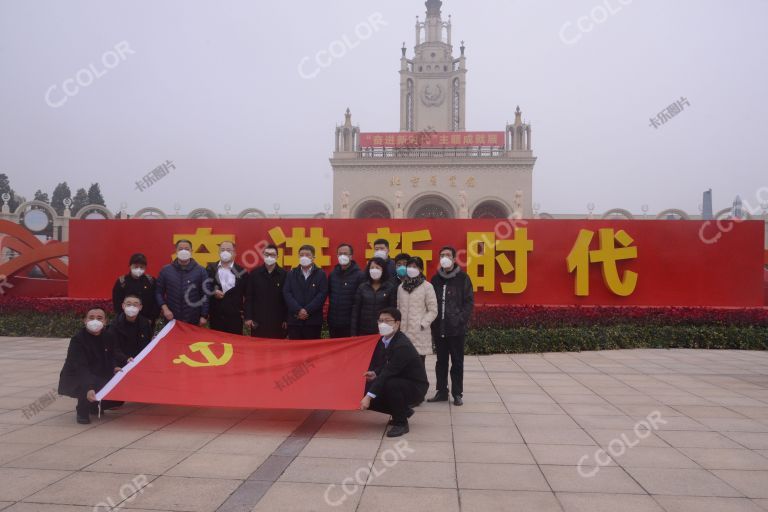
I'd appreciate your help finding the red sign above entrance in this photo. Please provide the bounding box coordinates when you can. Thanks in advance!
[359,131,506,148]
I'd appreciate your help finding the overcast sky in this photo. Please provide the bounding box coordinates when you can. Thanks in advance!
[1,0,766,216]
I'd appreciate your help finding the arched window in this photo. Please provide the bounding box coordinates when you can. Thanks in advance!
[472,201,510,219]
[355,200,391,219]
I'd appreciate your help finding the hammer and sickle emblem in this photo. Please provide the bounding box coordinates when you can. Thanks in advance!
[173,342,233,367]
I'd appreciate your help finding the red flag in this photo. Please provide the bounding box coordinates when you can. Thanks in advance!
[96,321,379,410]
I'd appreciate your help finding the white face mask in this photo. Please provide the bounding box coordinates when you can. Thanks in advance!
[369,268,383,280]
[130,267,145,278]
[374,249,388,260]
[220,251,233,263]
[406,267,421,278]
[86,319,104,333]
[124,305,140,318]
[378,322,395,337]
[299,256,313,267]
[440,256,454,269]
[177,249,192,262]
[338,254,351,266]
[264,255,277,266]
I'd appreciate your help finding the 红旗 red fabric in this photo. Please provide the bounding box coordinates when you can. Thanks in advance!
[96,320,379,410]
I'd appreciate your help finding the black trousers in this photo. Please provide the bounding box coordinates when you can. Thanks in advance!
[210,316,243,335]
[251,323,287,339]
[435,334,465,397]
[329,325,352,338]
[75,376,123,417]
[287,324,322,340]
[369,378,428,425]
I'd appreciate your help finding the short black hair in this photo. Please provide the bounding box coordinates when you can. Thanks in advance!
[123,294,143,304]
[129,253,147,266]
[175,239,193,249]
[337,243,354,255]
[393,253,411,264]
[373,239,390,248]
[298,245,316,256]
[407,256,424,271]
[439,246,457,258]
[264,244,278,253]
[378,307,401,322]
[365,257,388,283]
[84,307,106,317]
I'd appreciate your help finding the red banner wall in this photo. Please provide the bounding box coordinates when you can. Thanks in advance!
[69,219,765,307]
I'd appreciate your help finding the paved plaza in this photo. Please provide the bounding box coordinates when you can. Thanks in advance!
[1,337,768,511]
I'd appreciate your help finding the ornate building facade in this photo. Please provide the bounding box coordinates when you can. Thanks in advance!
[331,0,536,220]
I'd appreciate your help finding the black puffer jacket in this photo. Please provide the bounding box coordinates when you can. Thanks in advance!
[350,280,397,335]
[430,266,474,338]
[155,259,209,324]
[327,261,365,328]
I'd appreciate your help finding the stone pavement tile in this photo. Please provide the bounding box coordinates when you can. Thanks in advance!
[23,471,154,506]
[679,448,768,470]
[0,468,70,501]
[711,470,768,499]
[394,424,453,442]
[626,467,743,497]
[673,406,751,419]
[614,446,700,469]
[128,430,218,451]
[278,457,374,484]
[357,486,459,512]
[520,428,596,446]
[187,407,252,419]
[85,447,191,475]
[197,434,285,456]
[166,452,268,479]
[446,401,509,413]
[119,475,240,512]
[367,460,456,488]
[656,430,743,448]
[724,432,768,450]
[573,415,655,430]
[454,441,533,464]
[556,492,665,512]
[0,425,23,437]
[2,504,94,511]
[4,444,117,471]
[754,499,768,511]
[376,439,453,462]
[227,419,302,437]
[450,413,514,427]
[529,444,615,466]
[252,481,362,511]
[452,425,522,444]
[99,414,180,430]
[158,416,241,433]
[729,407,768,420]
[697,418,768,433]
[541,465,645,494]
[512,414,580,430]
[503,402,566,415]
[296,437,382,460]
[653,496,766,512]
[457,462,548,491]
[57,427,153,448]
[0,425,84,445]
[560,403,626,416]
[459,490,562,512]
[0,443,48,466]
[587,428,669,448]
[312,421,385,440]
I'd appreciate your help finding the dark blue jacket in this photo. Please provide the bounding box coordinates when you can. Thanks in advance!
[283,265,328,326]
[155,259,209,324]
[327,261,365,328]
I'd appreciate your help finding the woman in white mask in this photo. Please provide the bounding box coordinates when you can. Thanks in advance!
[396,256,438,372]
[350,257,397,336]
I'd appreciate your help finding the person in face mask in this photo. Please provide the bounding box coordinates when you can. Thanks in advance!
[283,245,328,340]
[205,241,247,335]
[58,308,125,424]
[155,239,210,327]
[111,253,159,331]
[393,253,411,286]
[107,294,153,366]
[396,257,438,376]
[245,244,288,339]
[327,243,365,338]
[372,239,397,281]
[428,246,474,406]
[350,258,397,336]
[360,307,429,438]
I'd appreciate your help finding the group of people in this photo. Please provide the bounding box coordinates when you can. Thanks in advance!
[60,238,474,436]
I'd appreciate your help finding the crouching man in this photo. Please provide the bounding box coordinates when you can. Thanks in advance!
[58,307,125,424]
[360,307,429,437]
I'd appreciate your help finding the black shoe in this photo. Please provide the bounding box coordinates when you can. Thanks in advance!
[453,395,463,406]
[386,424,410,437]
[76,415,91,425]
[427,391,449,403]
[388,408,414,426]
